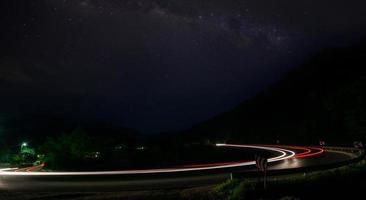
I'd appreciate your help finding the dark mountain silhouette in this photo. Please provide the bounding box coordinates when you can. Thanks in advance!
[183,43,366,145]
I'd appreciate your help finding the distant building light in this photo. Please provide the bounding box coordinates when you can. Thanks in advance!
[114,145,126,150]
[85,151,101,159]
[136,146,145,150]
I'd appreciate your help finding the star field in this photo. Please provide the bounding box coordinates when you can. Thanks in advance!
[1,0,366,132]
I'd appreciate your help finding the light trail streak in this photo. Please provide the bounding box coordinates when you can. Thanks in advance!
[266,145,324,158]
[0,144,295,176]
[253,144,324,159]
[15,163,45,172]
[0,168,18,171]
[294,147,324,158]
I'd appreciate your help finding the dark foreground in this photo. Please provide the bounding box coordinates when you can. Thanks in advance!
[0,148,355,192]
[1,159,366,200]
[0,148,362,199]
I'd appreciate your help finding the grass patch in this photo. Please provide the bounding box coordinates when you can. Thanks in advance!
[214,158,366,199]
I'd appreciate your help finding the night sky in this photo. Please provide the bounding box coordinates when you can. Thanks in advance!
[1,0,366,132]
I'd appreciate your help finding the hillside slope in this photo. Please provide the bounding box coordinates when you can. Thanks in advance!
[185,44,366,145]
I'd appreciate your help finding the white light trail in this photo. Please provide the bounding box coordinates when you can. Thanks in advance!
[0,144,295,176]
[0,168,18,171]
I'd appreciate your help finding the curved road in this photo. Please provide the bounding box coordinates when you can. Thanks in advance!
[0,144,361,192]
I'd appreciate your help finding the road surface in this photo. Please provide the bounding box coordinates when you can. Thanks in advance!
[0,144,361,192]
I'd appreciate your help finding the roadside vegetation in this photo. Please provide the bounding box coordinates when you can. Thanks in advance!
[1,127,263,171]
[212,156,366,199]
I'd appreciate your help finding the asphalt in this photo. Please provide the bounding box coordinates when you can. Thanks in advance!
[0,147,360,192]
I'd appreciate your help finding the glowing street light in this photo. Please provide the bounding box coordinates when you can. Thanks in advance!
[21,142,27,147]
